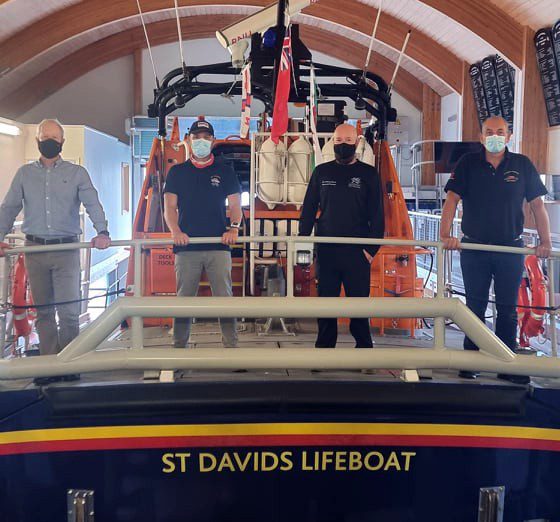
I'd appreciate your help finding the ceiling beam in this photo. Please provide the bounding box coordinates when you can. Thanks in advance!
[0,0,462,94]
[0,15,424,118]
[419,0,524,67]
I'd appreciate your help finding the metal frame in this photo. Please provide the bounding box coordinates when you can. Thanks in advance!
[0,236,559,380]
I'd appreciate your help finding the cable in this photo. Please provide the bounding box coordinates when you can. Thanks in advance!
[173,0,187,75]
[136,0,160,88]
[363,0,383,75]
[423,250,434,289]
[5,289,125,310]
[449,288,558,312]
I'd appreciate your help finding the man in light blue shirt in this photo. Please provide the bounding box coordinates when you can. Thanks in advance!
[0,119,111,375]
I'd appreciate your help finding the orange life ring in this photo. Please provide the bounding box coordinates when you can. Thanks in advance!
[517,255,547,347]
[12,254,36,338]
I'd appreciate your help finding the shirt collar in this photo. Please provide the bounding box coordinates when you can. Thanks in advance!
[34,157,64,169]
[479,147,510,167]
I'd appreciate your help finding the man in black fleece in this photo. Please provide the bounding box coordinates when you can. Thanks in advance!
[299,123,384,348]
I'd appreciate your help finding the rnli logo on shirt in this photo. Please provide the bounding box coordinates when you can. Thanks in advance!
[348,177,362,189]
[504,170,519,183]
[210,175,221,187]
[321,180,336,187]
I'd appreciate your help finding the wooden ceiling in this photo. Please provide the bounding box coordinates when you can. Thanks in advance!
[0,0,554,117]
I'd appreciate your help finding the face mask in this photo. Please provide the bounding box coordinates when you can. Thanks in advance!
[191,138,212,158]
[38,139,62,159]
[334,143,356,163]
[484,135,507,154]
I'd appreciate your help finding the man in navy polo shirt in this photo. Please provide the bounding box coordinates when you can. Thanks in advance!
[440,115,551,383]
[164,119,242,348]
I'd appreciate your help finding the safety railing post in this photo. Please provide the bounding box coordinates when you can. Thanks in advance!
[131,241,144,350]
[433,244,446,350]
[0,256,9,354]
[286,239,294,298]
[548,257,558,357]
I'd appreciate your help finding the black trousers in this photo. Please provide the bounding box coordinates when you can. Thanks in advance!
[460,240,524,350]
[316,246,373,348]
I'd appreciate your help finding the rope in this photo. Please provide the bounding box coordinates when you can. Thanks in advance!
[173,0,187,75]
[363,0,383,75]
[136,0,160,88]
[5,289,125,310]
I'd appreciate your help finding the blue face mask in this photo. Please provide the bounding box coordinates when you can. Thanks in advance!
[484,135,507,154]
[191,138,212,158]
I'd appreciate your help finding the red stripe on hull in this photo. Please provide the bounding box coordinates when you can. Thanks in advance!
[2,434,560,456]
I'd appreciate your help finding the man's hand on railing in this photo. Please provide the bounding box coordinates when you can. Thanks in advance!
[441,236,461,250]
[91,235,111,250]
[535,241,552,259]
[222,228,239,246]
[171,230,189,246]
[0,242,9,257]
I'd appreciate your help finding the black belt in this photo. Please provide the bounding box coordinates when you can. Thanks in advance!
[25,234,78,245]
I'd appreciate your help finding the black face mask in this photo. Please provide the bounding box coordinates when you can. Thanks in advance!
[38,139,62,159]
[334,143,356,163]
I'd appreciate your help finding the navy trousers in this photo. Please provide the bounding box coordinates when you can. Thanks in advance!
[460,239,524,350]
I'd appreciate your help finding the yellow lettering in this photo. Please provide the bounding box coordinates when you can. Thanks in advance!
[280,451,294,471]
[301,451,313,471]
[348,451,363,471]
[321,451,334,470]
[175,452,191,472]
[162,453,176,473]
[233,452,252,472]
[335,451,347,471]
[199,453,217,472]
[383,452,401,471]
[217,452,236,472]
[261,451,279,471]
[364,451,384,471]
[401,452,416,471]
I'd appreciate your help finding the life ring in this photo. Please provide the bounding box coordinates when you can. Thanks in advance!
[12,254,36,338]
[517,255,547,347]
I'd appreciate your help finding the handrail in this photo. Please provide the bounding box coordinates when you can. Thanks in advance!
[0,235,558,379]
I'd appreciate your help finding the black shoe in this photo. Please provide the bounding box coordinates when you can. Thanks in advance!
[62,374,81,382]
[232,369,248,373]
[458,370,480,379]
[33,376,64,386]
[497,373,530,385]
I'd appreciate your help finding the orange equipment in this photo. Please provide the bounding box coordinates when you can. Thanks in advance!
[12,254,36,338]
[125,118,250,327]
[518,255,547,347]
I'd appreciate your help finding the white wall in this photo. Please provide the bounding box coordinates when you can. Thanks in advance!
[440,93,461,142]
[19,56,134,143]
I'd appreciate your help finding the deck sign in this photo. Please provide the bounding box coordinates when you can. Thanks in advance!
[494,55,515,130]
[469,63,490,127]
[480,57,503,118]
[535,28,560,126]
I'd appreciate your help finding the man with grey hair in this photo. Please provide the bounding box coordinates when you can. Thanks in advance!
[441,115,551,384]
[0,119,111,383]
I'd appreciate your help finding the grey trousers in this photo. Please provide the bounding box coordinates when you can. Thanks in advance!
[174,250,238,348]
[24,247,81,355]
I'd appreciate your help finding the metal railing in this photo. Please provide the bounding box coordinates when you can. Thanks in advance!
[0,236,559,380]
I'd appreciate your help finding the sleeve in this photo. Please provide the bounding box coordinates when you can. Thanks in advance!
[298,167,321,236]
[0,168,24,242]
[366,167,385,257]
[444,155,468,197]
[222,165,241,197]
[163,166,179,195]
[524,157,548,202]
[77,166,109,234]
